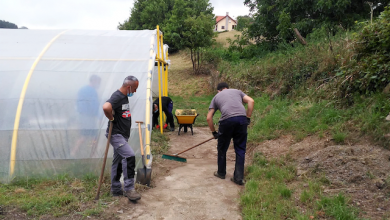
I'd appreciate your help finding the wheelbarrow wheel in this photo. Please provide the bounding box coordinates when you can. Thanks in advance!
[184,125,188,133]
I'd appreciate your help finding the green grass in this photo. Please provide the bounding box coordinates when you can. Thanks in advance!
[0,173,114,218]
[317,194,360,220]
[170,95,221,126]
[241,152,361,220]
[247,94,390,148]
[151,130,170,155]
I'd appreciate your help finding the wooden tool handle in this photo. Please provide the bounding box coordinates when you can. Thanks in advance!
[176,137,215,156]
[136,121,144,156]
[95,121,113,200]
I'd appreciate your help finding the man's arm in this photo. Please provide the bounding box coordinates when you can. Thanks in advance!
[102,102,114,121]
[207,108,216,132]
[243,95,255,118]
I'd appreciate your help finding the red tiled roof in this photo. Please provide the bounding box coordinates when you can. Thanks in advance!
[215,15,237,24]
[216,16,225,23]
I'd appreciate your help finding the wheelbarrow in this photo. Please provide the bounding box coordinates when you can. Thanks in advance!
[175,109,198,135]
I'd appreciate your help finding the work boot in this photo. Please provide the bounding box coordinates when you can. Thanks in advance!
[111,189,124,197]
[124,189,141,201]
[214,171,225,179]
[163,123,168,129]
[170,127,175,132]
[230,177,245,186]
[156,125,160,129]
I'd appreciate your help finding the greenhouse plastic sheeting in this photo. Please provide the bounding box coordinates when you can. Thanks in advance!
[0,29,165,183]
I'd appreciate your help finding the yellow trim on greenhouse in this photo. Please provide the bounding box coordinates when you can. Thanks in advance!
[9,30,68,178]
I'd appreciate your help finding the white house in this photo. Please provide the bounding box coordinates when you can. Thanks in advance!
[215,12,237,32]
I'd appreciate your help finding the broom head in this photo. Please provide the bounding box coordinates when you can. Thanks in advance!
[162,154,187,163]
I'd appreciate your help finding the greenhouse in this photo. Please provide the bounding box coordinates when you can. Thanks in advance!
[0,28,170,183]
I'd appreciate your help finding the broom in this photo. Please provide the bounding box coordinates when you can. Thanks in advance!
[162,137,214,162]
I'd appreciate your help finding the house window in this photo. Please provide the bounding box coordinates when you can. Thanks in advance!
[221,26,225,30]
[232,25,236,29]
[215,25,218,30]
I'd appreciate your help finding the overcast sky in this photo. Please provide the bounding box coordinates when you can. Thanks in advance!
[0,0,250,30]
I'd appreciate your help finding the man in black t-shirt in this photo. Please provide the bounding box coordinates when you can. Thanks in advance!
[102,75,141,201]
[152,96,174,131]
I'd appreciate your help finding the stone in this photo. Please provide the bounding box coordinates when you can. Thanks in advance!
[297,169,308,176]
[374,179,386,189]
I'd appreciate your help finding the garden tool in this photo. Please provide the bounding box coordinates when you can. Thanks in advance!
[95,120,113,200]
[135,121,152,186]
[162,137,214,163]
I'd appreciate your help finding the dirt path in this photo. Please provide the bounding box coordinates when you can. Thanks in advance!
[116,127,242,220]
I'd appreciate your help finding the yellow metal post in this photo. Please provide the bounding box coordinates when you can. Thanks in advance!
[165,50,169,96]
[144,34,156,166]
[160,35,167,122]
[157,26,163,134]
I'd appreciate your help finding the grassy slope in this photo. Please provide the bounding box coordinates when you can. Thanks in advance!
[210,32,385,219]
[215,30,242,47]
[168,50,221,126]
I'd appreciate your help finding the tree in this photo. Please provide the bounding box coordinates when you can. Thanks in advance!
[0,20,18,29]
[236,15,253,31]
[118,0,175,30]
[164,0,215,72]
[243,0,390,47]
[119,0,215,73]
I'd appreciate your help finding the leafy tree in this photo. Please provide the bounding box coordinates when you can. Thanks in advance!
[236,15,253,31]
[164,0,215,72]
[118,0,175,30]
[0,20,18,29]
[244,0,390,47]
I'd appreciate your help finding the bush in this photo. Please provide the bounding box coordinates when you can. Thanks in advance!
[337,5,390,97]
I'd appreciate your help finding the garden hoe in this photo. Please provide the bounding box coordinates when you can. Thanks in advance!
[162,137,214,163]
[135,121,152,186]
[95,120,113,200]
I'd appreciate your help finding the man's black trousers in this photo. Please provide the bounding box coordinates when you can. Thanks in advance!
[217,116,247,181]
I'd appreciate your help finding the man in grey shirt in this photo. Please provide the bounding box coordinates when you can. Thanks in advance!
[207,82,254,185]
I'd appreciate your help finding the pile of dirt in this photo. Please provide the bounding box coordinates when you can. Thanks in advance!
[297,145,390,219]
[254,136,390,219]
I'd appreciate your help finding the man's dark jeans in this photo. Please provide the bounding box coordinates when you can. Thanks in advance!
[217,116,247,182]
[166,102,174,128]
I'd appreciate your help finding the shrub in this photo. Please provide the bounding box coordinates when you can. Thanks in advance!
[337,5,390,97]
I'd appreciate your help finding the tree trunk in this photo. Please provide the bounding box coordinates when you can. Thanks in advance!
[190,48,195,71]
[293,28,307,45]
[197,50,200,73]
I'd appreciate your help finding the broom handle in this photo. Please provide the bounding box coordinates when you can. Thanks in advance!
[136,121,145,157]
[176,137,215,156]
[95,121,113,200]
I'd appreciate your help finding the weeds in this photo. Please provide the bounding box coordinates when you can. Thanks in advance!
[317,194,360,219]
[0,173,112,218]
[242,152,361,220]
[247,94,390,147]
[151,131,170,155]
